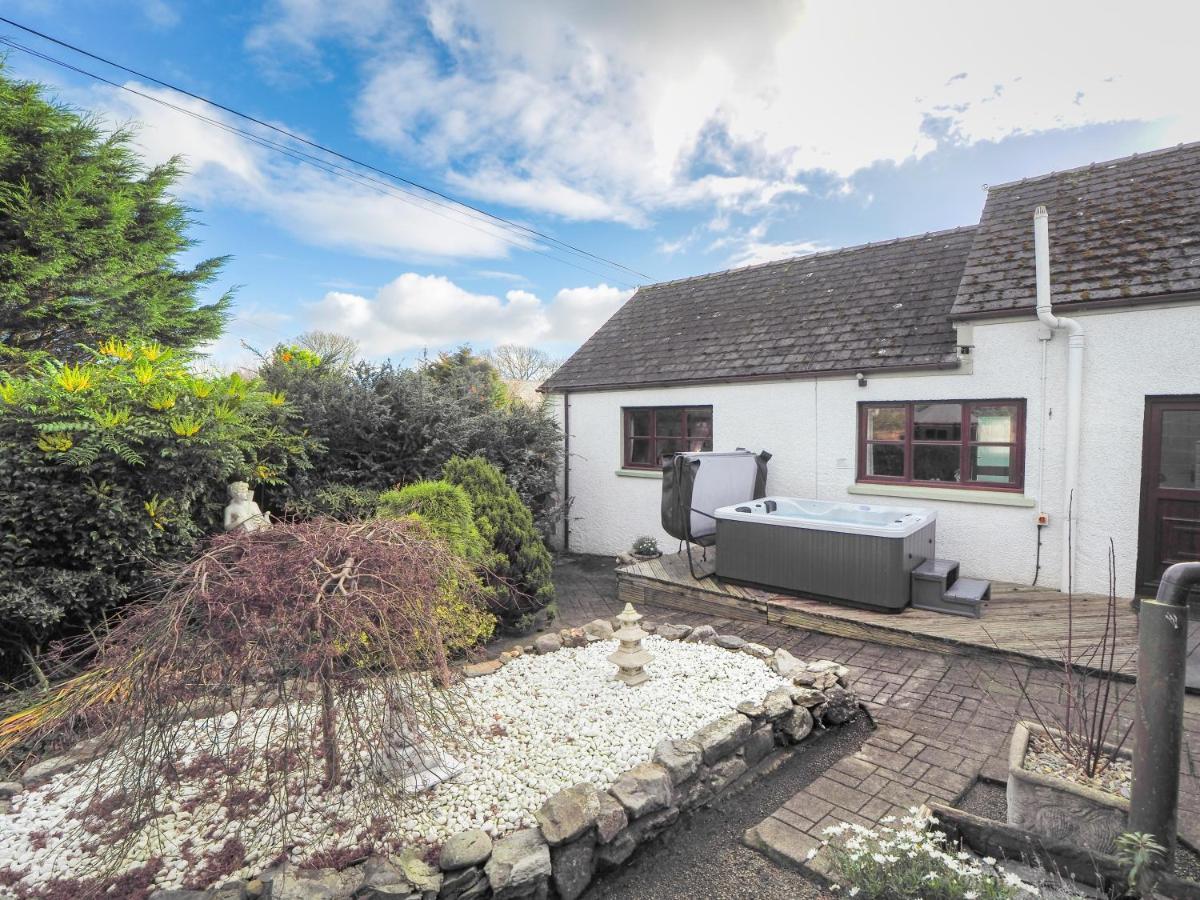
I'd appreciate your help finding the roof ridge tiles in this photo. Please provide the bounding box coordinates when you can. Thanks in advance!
[983,139,1200,193]
[643,224,979,291]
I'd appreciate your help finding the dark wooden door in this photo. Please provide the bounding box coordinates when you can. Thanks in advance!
[1138,397,1200,593]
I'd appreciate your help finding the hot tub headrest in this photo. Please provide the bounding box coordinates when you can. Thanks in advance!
[661,449,770,544]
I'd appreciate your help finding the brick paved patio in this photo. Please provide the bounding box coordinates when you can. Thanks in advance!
[548,554,1200,881]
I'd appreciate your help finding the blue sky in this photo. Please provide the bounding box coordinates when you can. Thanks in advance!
[4,0,1198,368]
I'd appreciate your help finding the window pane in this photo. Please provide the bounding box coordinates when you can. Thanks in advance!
[686,409,712,438]
[628,438,652,466]
[1159,410,1200,490]
[656,438,683,464]
[913,403,962,441]
[867,443,905,477]
[628,409,652,437]
[914,444,961,482]
[971,405,1017,443]
[970,445,1013,483]
[867,407,906,441]
[656,412,683,437]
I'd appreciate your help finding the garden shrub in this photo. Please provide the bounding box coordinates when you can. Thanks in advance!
[443,455,555,625]
[0,341,308,664]
[377,480,496,649]
[258,347,561,534]
[0,517,483,887]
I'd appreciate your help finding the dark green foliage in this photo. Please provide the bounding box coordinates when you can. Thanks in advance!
[0,64,228,367]
[259,348,562,534]
[443,455,555,623]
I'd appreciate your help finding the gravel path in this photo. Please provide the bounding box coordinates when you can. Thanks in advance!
[582,718,870,900]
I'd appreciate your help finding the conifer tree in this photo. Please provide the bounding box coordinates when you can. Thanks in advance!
[0,64,229,368]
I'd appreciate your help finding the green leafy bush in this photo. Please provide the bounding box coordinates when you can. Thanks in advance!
[258,348,561,534]
[443,455,554,625]
[377,480,495,649]
[0,341,308,662]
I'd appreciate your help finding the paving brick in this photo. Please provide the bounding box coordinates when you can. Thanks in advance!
[806,777,872,813]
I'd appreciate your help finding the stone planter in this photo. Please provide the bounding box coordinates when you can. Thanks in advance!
[631,550,662,561]
[1006,720,1128,854]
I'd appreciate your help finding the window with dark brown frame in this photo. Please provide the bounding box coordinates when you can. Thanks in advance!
[623,406,713,469]
[857,400,1026,491]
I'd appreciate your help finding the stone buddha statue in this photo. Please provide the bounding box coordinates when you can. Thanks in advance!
[223,481,271,533]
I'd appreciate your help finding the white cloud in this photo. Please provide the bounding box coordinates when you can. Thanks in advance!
[251,0,1200,223]
[305,274,633,356]
[89,84,517,261]
[721,239,828,269]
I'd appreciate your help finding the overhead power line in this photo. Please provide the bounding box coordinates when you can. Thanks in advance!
[0,15,651,286]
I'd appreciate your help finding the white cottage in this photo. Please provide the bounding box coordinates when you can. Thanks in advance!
[541,143,1200,598]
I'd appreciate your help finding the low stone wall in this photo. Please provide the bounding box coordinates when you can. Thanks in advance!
[140,619,860,900]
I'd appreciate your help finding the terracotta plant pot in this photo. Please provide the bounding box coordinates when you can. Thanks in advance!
[1006,720,1129,854]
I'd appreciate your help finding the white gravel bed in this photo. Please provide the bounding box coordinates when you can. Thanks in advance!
[0,636,787,893]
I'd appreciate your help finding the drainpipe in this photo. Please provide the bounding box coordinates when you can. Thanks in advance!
[1131,561,1200,862]
[562,391,571,553]
[1033,206,1085,591]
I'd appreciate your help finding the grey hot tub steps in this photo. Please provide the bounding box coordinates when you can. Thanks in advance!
[911,558,990,618]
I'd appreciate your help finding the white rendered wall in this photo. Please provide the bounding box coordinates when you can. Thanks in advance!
[552,303,1200,597]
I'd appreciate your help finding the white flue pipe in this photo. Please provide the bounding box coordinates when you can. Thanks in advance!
[1033,205,1085,592]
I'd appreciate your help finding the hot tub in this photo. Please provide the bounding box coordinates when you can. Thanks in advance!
[712,498,936,611]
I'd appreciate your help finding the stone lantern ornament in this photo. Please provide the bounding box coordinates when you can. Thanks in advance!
[609,602,653,686]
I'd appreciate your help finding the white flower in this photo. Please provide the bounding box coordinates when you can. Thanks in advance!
[805,847,819,861]
[964,893,979,900]
[983,855,996,866]
[1003,873,1022,886]
[848,889,860,898]
[872,853,887,864]
[880,815,896,824]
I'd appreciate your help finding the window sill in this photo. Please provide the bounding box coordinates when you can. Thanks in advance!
[847,482,1036,508]
[615,468,663,479]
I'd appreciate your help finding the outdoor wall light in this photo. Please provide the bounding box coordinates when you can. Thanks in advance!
[856,372,868,387]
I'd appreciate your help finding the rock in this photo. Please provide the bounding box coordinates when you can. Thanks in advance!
[655,624,691,641]
[594,791,628,843]
[271,870,340,900]
[209,882,247,900]
[0,782,22,798]
[652,738,703,785]
[396,849,442,898]
[558,627,587,648]
[499,649,522,663]
[682,625,716,644]
[641,622,657,634]
[355,856,414,899]
[149,891,208,900]
[463,660,503,678]
[771,648,805,677]
[484,828,551,899]
[741,642,773,659]
[610,763,674,818]
[550,834,595,900]
[582,619,614,642]
[808,660,850,681]
[791,670,817,687]
[736,700,766,719]
[440,829,493,870]
[246,879,265,898]
[595,830,637,870]
[692,713,752,765]
[788,687,827,708]
[704,755,748,795]
[533,633,562,655]
[534,783,601,845]
[22,752,78,784]
[440,867,487,900]
[625,805,680,844]
[761,687,794,720]
[714,634,746,650]
[781,706,814,742]
[744,724,776,766]
[819,686,859,725]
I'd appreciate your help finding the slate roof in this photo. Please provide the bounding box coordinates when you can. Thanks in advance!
[952,142,1200,318]
[542,227,977,392]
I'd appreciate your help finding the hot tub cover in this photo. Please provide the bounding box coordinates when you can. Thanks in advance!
[661,450,770,545]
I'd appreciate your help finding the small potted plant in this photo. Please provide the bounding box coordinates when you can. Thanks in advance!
[630,535,661,560]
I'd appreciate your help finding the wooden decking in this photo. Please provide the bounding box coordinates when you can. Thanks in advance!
[617,549,1143,679]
